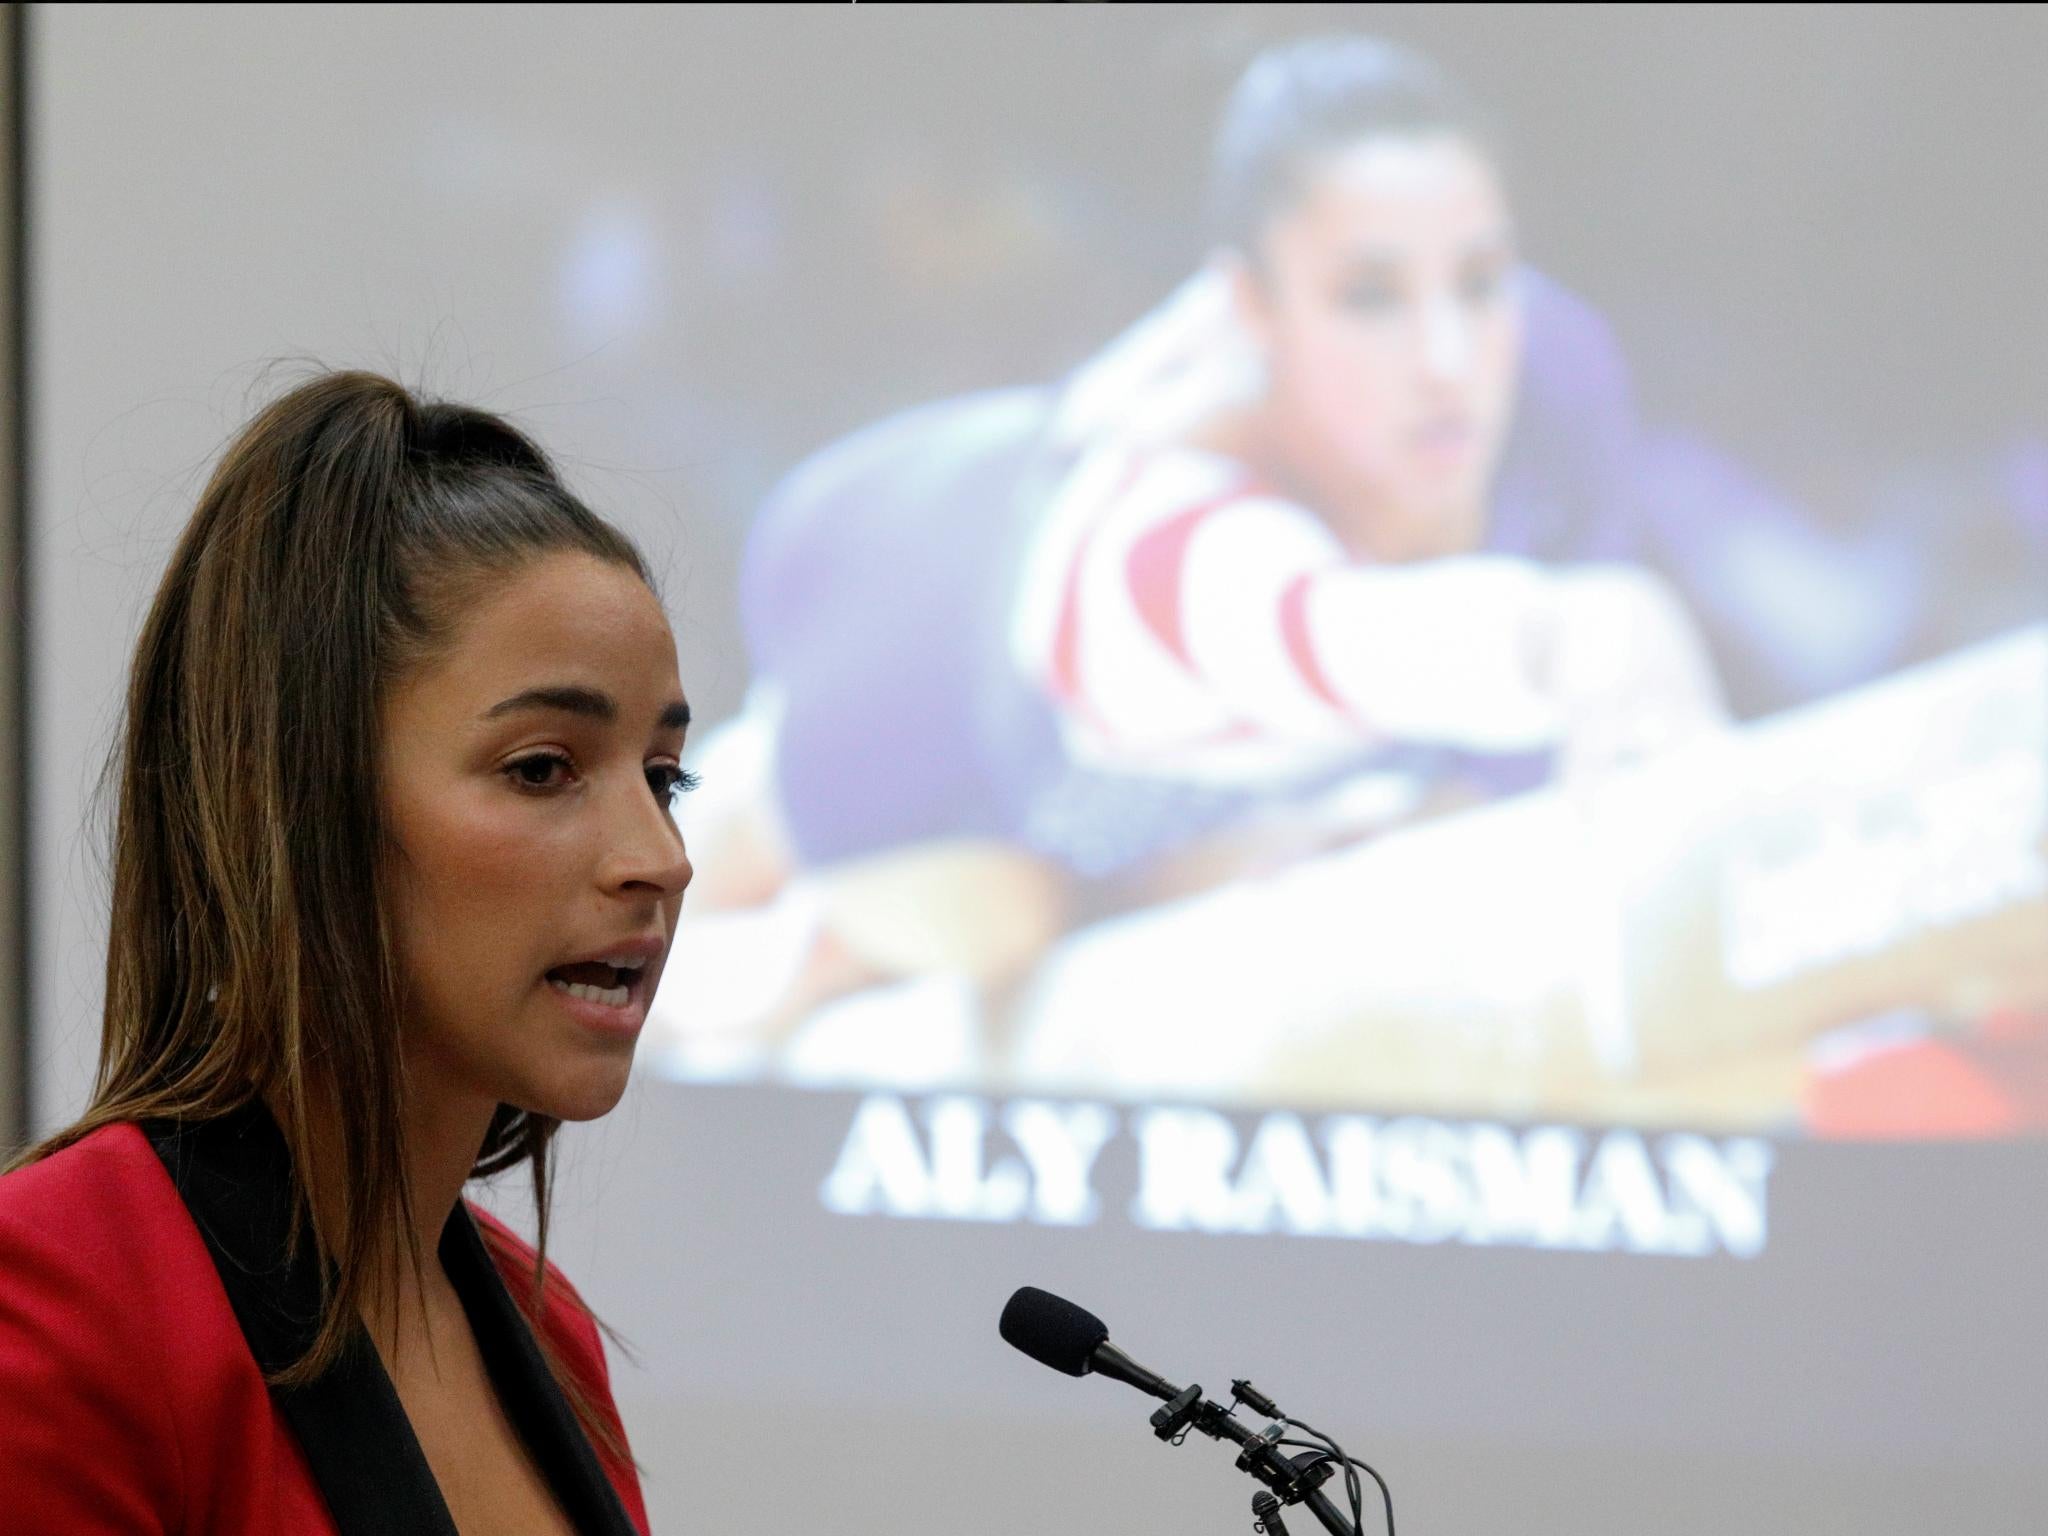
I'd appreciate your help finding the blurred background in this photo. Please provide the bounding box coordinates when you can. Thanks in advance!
[4,5,2046,1533]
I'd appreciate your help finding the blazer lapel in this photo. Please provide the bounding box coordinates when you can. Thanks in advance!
[441,1206,640,1536]
[145,1101,456,1536]
[145,1101,635,1536]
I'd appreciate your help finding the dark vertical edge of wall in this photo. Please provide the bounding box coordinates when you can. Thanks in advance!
[2,1,30,1151]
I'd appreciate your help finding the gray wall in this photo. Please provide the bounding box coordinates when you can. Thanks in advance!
[2,1,23,1153]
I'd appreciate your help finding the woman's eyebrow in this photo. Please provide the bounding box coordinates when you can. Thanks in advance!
[1340,222,1516,265]
[482,684,691,732]
[1336,244,1405,270]
[1461,223,1518,256]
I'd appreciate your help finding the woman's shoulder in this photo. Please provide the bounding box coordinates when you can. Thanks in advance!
[3,1114,261,1344]
[0,1117,228,1337]
[0,1120,231,1523]
[0,1118,186,1244]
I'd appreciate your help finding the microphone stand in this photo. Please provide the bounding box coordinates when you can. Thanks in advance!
[1144,1382,1356,1536]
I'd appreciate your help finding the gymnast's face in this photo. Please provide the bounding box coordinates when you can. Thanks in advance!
[1234,133,1523,561]
[377,551,693,1124]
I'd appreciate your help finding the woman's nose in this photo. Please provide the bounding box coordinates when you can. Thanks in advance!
[1418,296,1474,382]
[616,786,694,897]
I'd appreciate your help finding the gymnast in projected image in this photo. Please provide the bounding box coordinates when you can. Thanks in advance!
[656,35,2048,1126]
[659,38,1709,1047]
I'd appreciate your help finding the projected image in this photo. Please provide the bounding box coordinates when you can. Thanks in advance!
[642,34,2048,1137]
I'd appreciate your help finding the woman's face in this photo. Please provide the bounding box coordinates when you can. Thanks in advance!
[377,551,693,1124]
[1236,133,1523,560]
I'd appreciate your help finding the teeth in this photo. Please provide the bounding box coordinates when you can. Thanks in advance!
[599,954,647,970]
[550,977,631,1007]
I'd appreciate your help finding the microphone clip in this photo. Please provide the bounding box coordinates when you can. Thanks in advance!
[1232,1419,1288,1474]
[1149,1383,1205,1443]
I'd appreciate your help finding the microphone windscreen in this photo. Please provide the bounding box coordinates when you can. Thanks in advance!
[1000,1286,1109,1377]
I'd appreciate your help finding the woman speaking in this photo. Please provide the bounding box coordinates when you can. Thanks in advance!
[0,372,690,1533]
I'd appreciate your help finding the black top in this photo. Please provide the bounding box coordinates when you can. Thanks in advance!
[143,1101,639,1536]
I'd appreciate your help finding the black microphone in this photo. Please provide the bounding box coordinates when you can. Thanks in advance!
[998,1286,1180,1401]
[999,1285,1377,1536]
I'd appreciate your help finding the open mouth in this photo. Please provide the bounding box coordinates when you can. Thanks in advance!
[1411,415,1474,454]
[545,962,640,1008]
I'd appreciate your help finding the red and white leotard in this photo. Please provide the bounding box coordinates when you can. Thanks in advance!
[1010,442,1561,790]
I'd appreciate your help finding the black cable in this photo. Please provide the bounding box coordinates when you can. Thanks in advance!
[1281,1418,1393,1536]
[1274,1441,1360,1534]
[1277,1426,1360,1532]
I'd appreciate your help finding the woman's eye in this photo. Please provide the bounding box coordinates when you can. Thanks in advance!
[503,752,701,806]
[1339,281,1402,313]
[1460,268,1504,306]
[506,751,573,791]
[651,765,702,806]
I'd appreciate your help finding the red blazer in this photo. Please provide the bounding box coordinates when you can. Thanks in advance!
[0,1106,650,1535]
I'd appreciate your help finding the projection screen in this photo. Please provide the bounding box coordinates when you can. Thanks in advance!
[25,6,2048,1533]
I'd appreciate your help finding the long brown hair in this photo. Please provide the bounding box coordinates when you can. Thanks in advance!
[6,368,657,1469]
